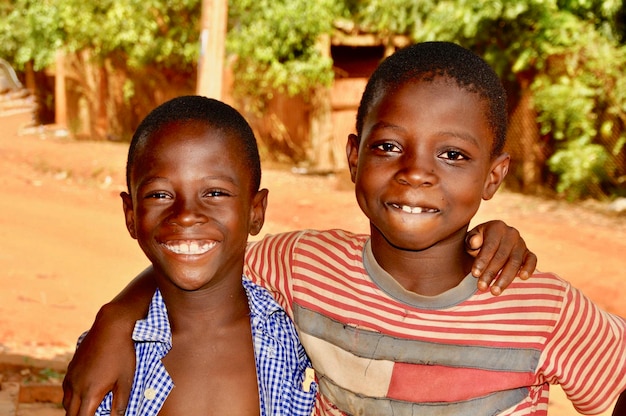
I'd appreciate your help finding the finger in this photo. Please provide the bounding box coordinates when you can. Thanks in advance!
[111,377,133,416]
[518,251,537,280]
[465,231,483,253]
[63,391,81,416]
[62,374,82,416]
[487,248,526,296]
[62,375,72,411]
[471,235,507,280]
[467,222,511,280]
[484,239,538,295]
[76,394,103,416]
[64,397,82,416]
[490,261,535,296]
[475,235,521,292]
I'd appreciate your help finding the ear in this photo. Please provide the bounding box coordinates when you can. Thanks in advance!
[120,192,138,239]
[249,188,269,236]
[482,153,510,200]
[346,133,360,183]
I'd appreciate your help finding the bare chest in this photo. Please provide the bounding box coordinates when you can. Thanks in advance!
[158,323,260,415]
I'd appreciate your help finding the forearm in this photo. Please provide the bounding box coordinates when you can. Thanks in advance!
[63,265,157,415]
[108,265,157,313]
[80,265,157,351]
[80,265,158,345]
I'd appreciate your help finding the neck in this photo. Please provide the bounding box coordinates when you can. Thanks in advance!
[369,229,473,296]
[157,275,250,334]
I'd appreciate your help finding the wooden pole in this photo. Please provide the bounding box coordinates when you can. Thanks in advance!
[196,0,228,99]
[55,50,67,128]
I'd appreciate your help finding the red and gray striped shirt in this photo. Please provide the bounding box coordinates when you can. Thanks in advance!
[245,229,626,415]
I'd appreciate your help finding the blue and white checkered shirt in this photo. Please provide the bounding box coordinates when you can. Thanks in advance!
[93,277,316,416]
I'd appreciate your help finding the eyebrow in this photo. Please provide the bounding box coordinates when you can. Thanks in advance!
[369,121,482,147]
[136,176,167,188]
[437,130,480,148]
[136,175,239,188]
[368,121,406,135]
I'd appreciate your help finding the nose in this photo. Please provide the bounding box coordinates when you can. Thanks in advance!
[395,150,437,187]
[168,196,208,227]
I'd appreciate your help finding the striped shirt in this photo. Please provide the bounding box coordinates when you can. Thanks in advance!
[244,229,626,416]
[93,277,316,416]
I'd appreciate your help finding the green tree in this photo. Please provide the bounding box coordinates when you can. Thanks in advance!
[0,0,63,70]
[1,0,201,138]
[1,0,200,70]
[228,0,339,102]
[226,0,342,167]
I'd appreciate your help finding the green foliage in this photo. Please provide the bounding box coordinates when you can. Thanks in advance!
[556,0,625,41]
[0,0,64,70]
[533,76,596,143]
[227,0,340,110]
[530,24,625,197]
[0,0,200,71]
[342,0,423,36]
[548,138,609,199]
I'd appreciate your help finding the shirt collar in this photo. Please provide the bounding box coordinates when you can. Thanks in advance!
[132,289,172,344]
[242,276,283,320]
[131,278,282,344]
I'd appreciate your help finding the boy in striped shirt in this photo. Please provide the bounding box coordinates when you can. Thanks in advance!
[243,41,626,415]
[250,41,622,414]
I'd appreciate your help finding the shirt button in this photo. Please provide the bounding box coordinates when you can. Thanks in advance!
[267,346,276,358]
[144,388,157,400]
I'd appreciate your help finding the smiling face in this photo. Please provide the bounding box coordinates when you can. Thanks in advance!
[348,77,509,254]
[121,119,267,292]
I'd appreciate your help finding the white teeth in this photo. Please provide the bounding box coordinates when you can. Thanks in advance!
[164,241,215,255]
[402,205,422,214]
[394,204,437,214]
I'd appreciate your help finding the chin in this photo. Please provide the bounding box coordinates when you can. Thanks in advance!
[169,272,214,291]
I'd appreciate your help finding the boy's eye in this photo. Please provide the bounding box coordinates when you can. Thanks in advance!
[439,150,467,161]
[372,142,401,153]
[204,189,230,198]
[146,191,171,199]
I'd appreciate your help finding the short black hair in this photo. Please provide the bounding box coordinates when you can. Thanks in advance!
[356,41,507,156]
[126,95,261,192]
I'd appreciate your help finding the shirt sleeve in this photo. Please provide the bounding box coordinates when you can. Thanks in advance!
[540,281,626,414]
[245,231,303,316]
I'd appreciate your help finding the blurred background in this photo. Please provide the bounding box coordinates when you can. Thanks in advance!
[1,0,625,202]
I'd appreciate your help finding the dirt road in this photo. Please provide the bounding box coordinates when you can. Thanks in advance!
[1,112,624,414]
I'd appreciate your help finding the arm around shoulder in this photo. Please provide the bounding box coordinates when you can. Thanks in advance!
[62,266,158,416]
